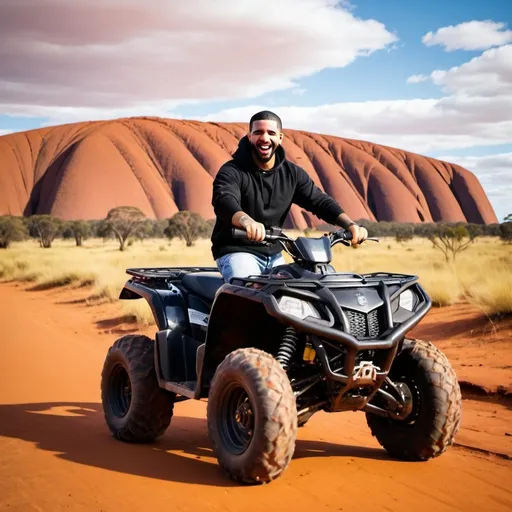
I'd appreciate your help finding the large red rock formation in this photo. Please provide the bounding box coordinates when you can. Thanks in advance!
[0,117,498,227]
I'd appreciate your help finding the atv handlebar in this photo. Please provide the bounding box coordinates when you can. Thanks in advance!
[232,227,284,242]
[232,227,379,246]
[330,229,380,246]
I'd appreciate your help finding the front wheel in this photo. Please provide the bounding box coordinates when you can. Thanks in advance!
[207,348,297,485]
[366,338,462,460]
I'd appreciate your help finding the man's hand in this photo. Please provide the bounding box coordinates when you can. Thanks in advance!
[243,220,266,241]
[234,212,266,242]
[348,223,368,246]
[335,214,368,246]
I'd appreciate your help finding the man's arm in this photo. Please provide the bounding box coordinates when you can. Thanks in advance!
[212,165,246,225]
[293,167,343,224]
[294,167,367,245]
[212,166,266,241]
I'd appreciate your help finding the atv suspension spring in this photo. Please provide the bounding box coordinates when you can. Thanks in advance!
[276,326,298,371]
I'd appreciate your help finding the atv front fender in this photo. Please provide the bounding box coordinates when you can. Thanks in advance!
[199,285,287,393]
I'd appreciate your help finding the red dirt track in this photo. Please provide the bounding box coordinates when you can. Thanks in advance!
[1,283,511,511]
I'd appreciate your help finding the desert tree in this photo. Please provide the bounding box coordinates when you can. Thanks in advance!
[499,217,512,244]
[64,220,92,246]
[428,225,478,263]
[103,206,147,251]
[27,214,62,248]
[393,224,414,243]
[146,218,170,239]
[465,223,483,239]
[482,223,501,236]
[413,222,439,239]
[85,219,107,238]
[0,216,29,248]
[164,211,211,247]
[95,220,115,241]
[126,218,170,243]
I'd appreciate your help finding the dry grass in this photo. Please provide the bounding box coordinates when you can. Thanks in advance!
[328,236,511,315]
[459,252,512,317]
[0,237,216,323]
[0,234,510,322]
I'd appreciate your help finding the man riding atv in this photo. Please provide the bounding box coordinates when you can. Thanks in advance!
[100,110,461,487]
[210,110,368,281]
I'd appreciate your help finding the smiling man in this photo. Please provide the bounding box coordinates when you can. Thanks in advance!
[211,110,367,282]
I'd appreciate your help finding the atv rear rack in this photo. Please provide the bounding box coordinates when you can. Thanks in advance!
[126,267,219,281]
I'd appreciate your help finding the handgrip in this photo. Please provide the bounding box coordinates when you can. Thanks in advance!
[231,227,281,242]
[232,228,249,239]
[333,229,379,243]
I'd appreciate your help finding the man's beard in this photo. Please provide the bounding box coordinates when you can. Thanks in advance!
[251,141,276,164]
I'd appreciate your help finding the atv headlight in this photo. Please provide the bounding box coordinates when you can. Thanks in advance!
[399,289,415,311]
[277,296,321,320]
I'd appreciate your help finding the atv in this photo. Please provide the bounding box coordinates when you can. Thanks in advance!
[100,227,462,485]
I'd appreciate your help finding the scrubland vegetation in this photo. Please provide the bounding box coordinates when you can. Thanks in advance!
[0,208,511,324]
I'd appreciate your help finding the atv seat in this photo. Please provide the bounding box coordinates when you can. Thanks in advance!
[182,271,225,301]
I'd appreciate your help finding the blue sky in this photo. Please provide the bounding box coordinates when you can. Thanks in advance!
[174,1,507,109]
[0,0,510,220]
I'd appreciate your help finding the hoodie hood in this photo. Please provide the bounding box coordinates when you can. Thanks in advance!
[232,135,286,173]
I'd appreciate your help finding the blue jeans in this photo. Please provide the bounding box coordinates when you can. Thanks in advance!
[216,252,286,282]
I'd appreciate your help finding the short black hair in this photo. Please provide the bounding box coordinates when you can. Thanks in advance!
[249,110,282,131]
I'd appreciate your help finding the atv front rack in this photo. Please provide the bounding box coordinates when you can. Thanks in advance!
[231,271,419,291]
[126,267,219,281]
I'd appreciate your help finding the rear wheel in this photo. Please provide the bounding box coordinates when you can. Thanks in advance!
[101,334,175,442]
[207,348,297,485]
[366,338,461,460]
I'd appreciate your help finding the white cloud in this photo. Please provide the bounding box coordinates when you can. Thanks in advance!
[430,44,512,96]
[422,20,512,51]
[407,74,428,84]
[0,129,13,136]
[0,0,396,113]
[0,0,510,175]
[199,42,512,154]
[197,99,512,153]
[0,101,190,126]
[3,43,509,154]
[5,43,510,155]
[435,153,512,222]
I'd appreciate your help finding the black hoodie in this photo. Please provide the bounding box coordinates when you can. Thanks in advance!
[210,136,344,259]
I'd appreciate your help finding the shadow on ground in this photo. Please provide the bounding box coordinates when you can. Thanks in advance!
[94,315,143,335]
[0,402,390,487]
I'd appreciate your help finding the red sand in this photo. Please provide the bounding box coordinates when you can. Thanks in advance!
[411,303,512,396]
[0,282,511,511]
[0,117,498,227]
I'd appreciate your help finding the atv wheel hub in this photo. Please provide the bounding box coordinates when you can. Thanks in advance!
[392,382,414,420]
[219,385,256,454]
[235,400,253,431]
[109,362,132,418]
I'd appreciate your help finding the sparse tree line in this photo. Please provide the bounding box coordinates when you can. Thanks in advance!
[0,206,215,250]
[318,216,512,242]
[324,215,512,262]
[0,207,511,256]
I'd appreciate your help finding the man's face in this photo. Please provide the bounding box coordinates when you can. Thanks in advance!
[248,120,283,164]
